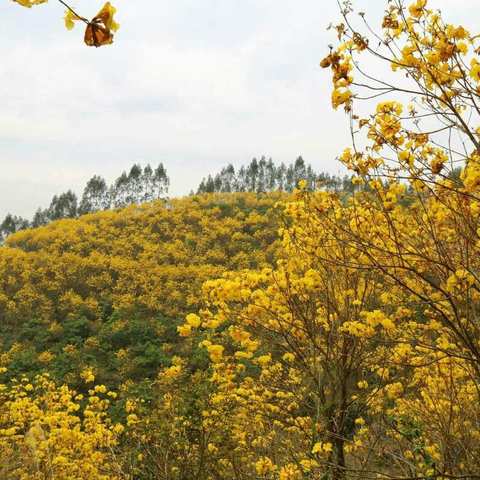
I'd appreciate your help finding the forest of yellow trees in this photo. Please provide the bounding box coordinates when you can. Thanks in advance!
[3,0,480,478]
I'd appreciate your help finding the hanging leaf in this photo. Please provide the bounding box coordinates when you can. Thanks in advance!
[84,2,119,47]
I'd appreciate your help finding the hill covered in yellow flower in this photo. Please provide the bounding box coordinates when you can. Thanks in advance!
[4,0,480,478]
[0,192,285,389]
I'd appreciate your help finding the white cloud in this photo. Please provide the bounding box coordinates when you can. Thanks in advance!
[0,0,475,218]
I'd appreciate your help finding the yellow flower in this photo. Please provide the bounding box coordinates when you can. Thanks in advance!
[470,59,480,82]
[408,0,427,18]
[297,179,308,190]
[255,456,275,474]
[64,8,84,30]
[332,88,352,109]
[177,324,192,337]
[94,384,107,394]
[207,344,224,363]
[256,354,271,366]
[357,380,368,389]
[127,413,139,426]
[80,367,95,383]
[279,464,302,480]
[163,365,182,379]
[38,351,55,364]
[282,352,295,362]
[94,2,120,33]
[312,441,333,454]
[185,313,201,328]
[12,0,47,7]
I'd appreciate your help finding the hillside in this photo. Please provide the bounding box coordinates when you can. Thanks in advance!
[3,0,480,478]
[0,192,285,388]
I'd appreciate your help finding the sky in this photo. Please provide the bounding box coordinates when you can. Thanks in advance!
[0,0,477,219]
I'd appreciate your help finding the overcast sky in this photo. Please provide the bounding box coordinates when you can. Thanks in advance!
[0,0,476,219]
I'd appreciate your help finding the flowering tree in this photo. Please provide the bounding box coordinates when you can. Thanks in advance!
[319,0,480,476]
[173,0,480,478]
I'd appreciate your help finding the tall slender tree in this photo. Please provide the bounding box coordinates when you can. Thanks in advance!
[79,175,110,214]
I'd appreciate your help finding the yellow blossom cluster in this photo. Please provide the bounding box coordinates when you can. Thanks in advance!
[0,372,124,479]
